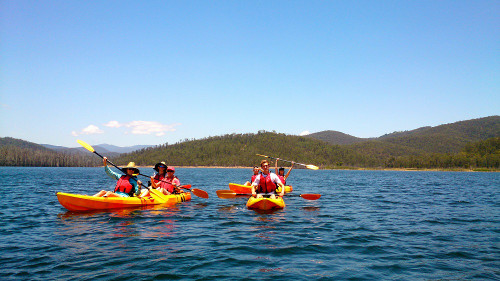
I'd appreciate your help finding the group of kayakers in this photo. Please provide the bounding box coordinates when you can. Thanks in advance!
[247,159,294,199]
[94,157,182,198]
[93,157,293,199]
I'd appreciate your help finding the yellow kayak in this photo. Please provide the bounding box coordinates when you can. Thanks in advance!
[246,196,285,210]
[229,183,293,194]
[56,191,191,212]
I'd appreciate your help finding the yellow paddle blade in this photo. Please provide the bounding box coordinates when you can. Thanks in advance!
[306,164,320,170]
[256,154,269,158]
[77,139,95,153]
[148,188,168,203]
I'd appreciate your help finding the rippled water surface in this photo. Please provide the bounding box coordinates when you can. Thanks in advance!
[1,167,499,280]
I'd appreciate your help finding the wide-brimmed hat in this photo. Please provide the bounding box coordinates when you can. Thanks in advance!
[166,166,175,172]
[154,161,167,172]
[121,162,140,175]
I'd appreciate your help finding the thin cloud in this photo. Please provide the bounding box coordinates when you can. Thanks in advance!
[299,130,311,136]
[72,125,104,136]
[104,120,180,136]
[103,120,122,128]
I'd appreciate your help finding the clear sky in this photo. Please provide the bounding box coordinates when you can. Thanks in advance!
[1,0,498,147]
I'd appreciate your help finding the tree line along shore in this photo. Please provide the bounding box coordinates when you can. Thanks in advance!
[1,116,499,171]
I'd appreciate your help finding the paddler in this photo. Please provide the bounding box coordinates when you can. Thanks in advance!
[94,157,142,197]
[140,162,181,197]
[251,160,285,199]
[244,166,261,186]
[275,159,294,186]
[157,166,181,195]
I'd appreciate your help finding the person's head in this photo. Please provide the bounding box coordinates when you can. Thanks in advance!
[166,166,175,176]
[260,160,270,172]
[122,162,140,175]
[154,161,167,173]
[278,167,285,176]
[253,166,260,174]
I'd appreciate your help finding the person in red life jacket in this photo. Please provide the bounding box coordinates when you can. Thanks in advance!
[156,166,181,195]
[139,161,167,197]
[93,157,142,197]
[251,160,285,199]
[244,166,261,186]
[275,159,294,186]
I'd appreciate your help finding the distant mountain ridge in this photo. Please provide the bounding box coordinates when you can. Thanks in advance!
[94,144,153,154]
[2,116,499,169]
[306,116,500,153]
[306,130,369,145]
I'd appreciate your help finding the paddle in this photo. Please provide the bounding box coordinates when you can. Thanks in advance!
[216,190,321,200]
[216,190,250,199]
[78,140,209,199]
[256,154,319,170]
[77,140,168,202]
[144,176,208,199]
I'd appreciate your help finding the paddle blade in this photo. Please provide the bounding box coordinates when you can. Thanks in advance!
[306,164,320,170]
[216,190,237,199]
[77,139,95,153]
[192,188,209,199]
[148,188,168,203]
[300,194,321,200]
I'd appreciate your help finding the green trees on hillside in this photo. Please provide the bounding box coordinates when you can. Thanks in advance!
[112,133,499,170]
[1,132,498,170]
[0,137,99,167]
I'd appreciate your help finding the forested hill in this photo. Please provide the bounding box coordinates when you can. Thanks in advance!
[1,116,499,169]
[0,137,99,167]
[306,130,368,145]
[307,116,500,153]
[377,116,500,153]
[115,131,499,170]
[115,132,341,168]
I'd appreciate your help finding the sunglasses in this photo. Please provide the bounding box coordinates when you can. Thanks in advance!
[167,170,174,172]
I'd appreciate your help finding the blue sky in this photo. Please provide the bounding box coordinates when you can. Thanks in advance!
[1,0,498,147]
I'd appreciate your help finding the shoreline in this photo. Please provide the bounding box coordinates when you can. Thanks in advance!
[3,166,497,172]
[136,166,498,172]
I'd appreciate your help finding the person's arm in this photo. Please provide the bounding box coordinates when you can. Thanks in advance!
[130,177,142,196]
[172,178,181,192]
[284,162,294,180]
[275,159,279,174]
[173,178,180,186]
[104,164,121,181]
[251,176,260,196]
[151,175,158,188]
[272,174,285,196]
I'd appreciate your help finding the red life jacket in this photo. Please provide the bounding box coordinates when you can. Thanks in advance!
[114,175,135,196]
[153,173,166,185]
[277,175,286,186]
[160,176,179,193]
[257,173,278,194]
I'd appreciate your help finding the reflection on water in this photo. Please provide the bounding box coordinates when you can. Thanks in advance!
[302,206,320,212]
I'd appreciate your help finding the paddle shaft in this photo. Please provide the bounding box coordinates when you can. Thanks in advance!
[256,154,318,170]
[216,190,320,200]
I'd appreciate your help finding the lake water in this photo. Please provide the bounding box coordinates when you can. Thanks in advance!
[0,167,498,280]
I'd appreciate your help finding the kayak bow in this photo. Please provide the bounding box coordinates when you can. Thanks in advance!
[246,196,285,210]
